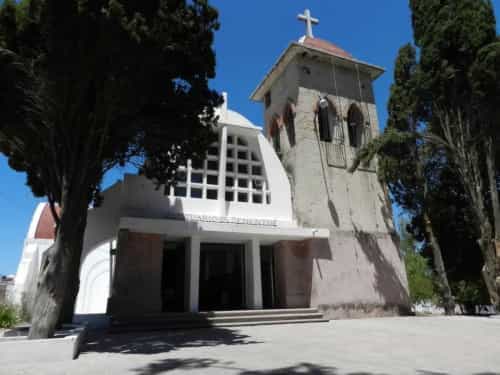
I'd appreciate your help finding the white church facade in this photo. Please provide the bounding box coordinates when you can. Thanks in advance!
[13,11,410,320]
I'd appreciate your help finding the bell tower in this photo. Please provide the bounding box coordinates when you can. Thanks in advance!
[251,9,410,318]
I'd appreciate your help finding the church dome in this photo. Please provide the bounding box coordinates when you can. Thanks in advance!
[215,92,260,130]
[27,203,57,240]
[223,109,259,129]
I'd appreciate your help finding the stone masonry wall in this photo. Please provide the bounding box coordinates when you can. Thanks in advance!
[108,230,163,317]
[266,53,410,318]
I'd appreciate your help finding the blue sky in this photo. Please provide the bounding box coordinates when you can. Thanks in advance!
[1,1,500,275]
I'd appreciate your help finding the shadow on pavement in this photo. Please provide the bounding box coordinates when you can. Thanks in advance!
[132,359,500,375]
[83,327,261,355]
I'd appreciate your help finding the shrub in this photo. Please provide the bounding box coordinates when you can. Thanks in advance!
[0,304,19,329]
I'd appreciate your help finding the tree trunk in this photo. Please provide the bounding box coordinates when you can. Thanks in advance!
[58,216,87,325]
[28,192,88,339]
[485,138,500,307]
[417,148,455,315]
[423,211,455,315]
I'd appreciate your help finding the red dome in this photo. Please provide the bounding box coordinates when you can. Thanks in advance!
[34,204,58,240]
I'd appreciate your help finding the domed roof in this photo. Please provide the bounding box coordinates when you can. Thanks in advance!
[215,93,260,130]
[223,109,259,129]
[27,203,57,240]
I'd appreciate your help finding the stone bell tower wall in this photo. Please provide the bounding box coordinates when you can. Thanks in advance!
[264,54,410,318]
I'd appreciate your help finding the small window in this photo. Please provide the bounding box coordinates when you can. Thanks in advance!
[238,192,248,202]
[284,101,296,147]
[207,160,218,171]
[252,166,262,176]
[237,137,247,146]
[318,100,332,142]
[237,150,248,160]
[251,152,259,161]
[270,117,281,154]
[265,91,271,108]
[227,148,234,158]
[207,175,218,185]
[266,194,271,204]
[238,164,248,174]
[225,191,234,202]
[207,146,218,156]
[207,190,218,200]
[177,170,187,182]
[252,179,263,190]
[238,179,248,188]
[273,131,281,154]
[174,186,186,197]
[191,188,202,199]
[226,176,234,187]
[226,163,234,172]
[191,173,203,183]
[192,159,204,170]
[227,135,234,144]
[347,105,364,148]
[253,194,263,204]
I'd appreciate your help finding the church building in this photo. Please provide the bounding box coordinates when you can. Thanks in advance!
[12,10,410,323]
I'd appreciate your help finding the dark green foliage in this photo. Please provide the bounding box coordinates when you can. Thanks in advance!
[0,304,19,328]
[0,0,222,207]
[452,279,489,314]
[0,0,222,338]
[400,222,437,305]
[353,0,500,307]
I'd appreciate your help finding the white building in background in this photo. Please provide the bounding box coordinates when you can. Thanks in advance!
[13,16,410,320]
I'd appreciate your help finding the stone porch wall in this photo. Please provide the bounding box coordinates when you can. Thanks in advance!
[108,230,163,317]
[274,233,411,319]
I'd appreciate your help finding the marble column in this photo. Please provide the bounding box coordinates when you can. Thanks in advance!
[245,238,263,309]
[185,235,201,312]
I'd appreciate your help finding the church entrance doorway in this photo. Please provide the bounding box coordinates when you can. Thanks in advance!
[199,243,245,311]
[162,241,186,312]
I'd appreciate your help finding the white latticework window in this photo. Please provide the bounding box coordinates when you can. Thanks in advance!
[225,135,271,204]
[172,143,220,200]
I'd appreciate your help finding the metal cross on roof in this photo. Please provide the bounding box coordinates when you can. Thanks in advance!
[297,9,319,38]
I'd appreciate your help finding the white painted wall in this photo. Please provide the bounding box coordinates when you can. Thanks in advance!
[121,111,295,226]
[13,100,304,316]
[75,242,110,314]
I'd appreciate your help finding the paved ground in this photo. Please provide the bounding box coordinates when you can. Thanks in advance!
[1,316,499,375]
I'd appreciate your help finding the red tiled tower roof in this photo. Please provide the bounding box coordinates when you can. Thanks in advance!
[301,36,353,59]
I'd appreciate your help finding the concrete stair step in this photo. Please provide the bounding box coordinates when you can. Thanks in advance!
[112,308,320,322]
[110,318,329,333]
[110,308,328,333]
[112,312,324,326]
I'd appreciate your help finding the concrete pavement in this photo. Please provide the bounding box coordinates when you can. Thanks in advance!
[0,316,499,375]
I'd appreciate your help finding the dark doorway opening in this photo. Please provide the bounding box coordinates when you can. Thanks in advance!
[199,243,245,311]
[260,246,276,309]
[162,241,185,312]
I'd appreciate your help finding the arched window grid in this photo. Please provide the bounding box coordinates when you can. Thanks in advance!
[171,136,271,205]
[171,142,220,200]
[225,134,271,205]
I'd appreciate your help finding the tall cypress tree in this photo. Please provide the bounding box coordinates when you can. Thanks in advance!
[353,0,500,308]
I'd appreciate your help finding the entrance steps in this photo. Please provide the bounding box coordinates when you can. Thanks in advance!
[110,308,328,333]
